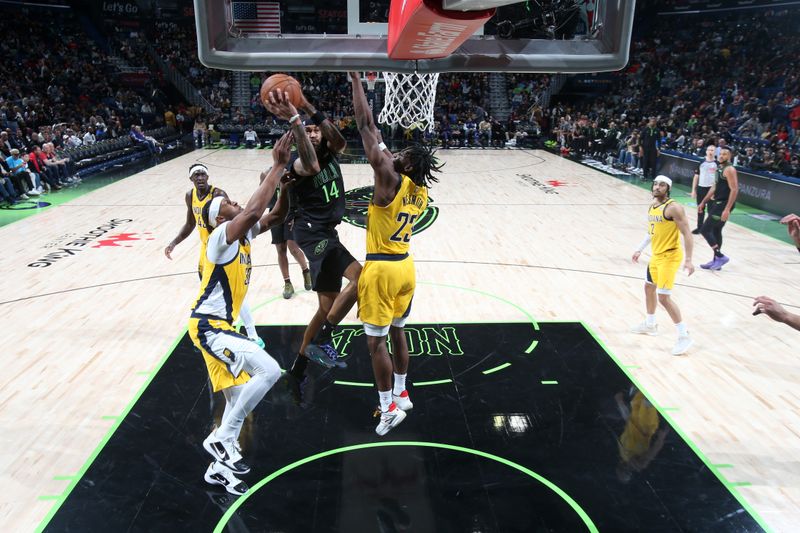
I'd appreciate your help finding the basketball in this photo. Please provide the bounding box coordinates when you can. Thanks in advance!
[260,74,304,109]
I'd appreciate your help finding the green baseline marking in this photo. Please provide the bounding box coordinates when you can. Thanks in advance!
[525,340,539,354]
[333,380,373,387]
[541,380,559,385]
[580,321,771,533]
[482,362,512,375]
[212,441,597,533]
[35,329,188,533]
[413,378,453,386]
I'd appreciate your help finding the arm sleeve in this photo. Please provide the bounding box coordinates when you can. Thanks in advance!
[248,222,260,241]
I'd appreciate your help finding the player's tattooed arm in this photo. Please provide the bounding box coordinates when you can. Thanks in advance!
[300,99,346,154]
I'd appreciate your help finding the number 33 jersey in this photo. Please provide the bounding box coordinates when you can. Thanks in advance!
[191,221,258,323]
[367,175,428,255]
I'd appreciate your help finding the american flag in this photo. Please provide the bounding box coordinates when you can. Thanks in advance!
[231,2,281,34]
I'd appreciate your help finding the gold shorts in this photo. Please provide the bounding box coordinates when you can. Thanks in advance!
[188,317,251,392]
[357,255,416,328]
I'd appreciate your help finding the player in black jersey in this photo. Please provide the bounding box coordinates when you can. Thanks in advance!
[697,146,739,270]
[264,89,362,373]
[264,183,312,299]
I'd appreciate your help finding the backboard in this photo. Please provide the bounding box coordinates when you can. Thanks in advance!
[194,0,635,73]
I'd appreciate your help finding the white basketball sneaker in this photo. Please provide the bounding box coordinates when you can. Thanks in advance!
[672,335,693,356]
[204,462,249,496]
[203,430,250,474]
[392,390,413,411]
[375,402,407,436]
[630,322,658,336]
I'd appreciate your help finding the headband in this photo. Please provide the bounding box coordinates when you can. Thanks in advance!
[189,163,209,179]
[653,175,672,187]
[208,196,224,228]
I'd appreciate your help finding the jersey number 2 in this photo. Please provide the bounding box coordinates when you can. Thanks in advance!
[390,213,418,242]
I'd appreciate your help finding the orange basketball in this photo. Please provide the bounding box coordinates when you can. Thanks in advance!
[260,74,304,109]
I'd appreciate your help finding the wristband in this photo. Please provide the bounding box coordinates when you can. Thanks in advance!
[310,111,327,126]
[378,142,387,151]
[288,113,301,125]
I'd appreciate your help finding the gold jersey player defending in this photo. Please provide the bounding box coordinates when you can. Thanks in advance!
[350,72,443,435]
[165,163,265,349]
[189,132,294,495]
[631,175,695,355]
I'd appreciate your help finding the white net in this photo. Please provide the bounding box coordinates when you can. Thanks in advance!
[378,72,440,133]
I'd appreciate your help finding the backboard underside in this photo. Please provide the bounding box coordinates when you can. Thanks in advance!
[194,0,635,73]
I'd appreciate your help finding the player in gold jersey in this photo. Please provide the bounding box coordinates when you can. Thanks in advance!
[631,175,695,355]
[192,131,294,495]
[165,164,264,348]
[351,72,444,435]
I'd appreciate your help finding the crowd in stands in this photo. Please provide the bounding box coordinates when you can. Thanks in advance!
[0,7,186,205]
[547,8,800,178]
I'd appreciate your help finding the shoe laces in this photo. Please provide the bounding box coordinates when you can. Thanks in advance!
[320,343,338,361]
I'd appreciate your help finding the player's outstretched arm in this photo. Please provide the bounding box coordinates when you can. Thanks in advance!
[780,213,800,249]
[753,296,800,332]
[165,190,195,259]
[259,172,296,233]
[350,71,398,203]
[300,96,346,154]
[225,132,293,243]
[266,89,320,177]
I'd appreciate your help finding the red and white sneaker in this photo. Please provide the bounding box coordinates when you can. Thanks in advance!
[392,390,413,411]
[375,402,407,436]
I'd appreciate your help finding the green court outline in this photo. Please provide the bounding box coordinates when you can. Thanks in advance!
[211,441,598,533]
[35,321,770,532]
[581,321,772,533]
[35,328,188,533]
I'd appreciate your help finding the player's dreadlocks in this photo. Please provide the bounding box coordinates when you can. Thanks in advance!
[405,143,444,187]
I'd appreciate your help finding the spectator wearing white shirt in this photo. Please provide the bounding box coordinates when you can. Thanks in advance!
[244,126,259,149]
[83,128,97,145]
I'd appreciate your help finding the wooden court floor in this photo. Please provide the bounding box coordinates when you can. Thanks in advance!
[2,148,798,531]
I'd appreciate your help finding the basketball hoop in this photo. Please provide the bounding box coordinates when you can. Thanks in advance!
[378,72,440,133]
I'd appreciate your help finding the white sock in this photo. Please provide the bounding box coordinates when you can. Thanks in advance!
[393,373,407,396]
[378,390,393,412]
[645,314,656,326]
[675,322,688,337]
[239,302,258,339]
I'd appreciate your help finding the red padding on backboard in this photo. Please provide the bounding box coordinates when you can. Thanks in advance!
[387,0,495,60]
